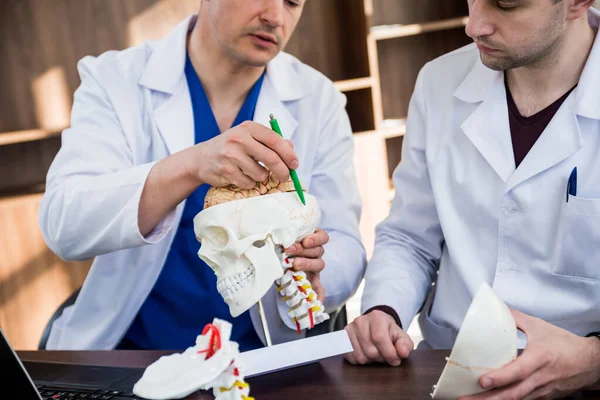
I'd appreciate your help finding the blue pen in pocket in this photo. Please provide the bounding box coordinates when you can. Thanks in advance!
[566,167,577,202]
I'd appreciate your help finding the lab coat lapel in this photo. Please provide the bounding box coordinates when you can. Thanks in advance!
[456,62,516,183]
[151,83,195,155]
[253,53,309,140]
[506,98,582,191]
[506,9,600,190]
[253,75,298,140]
[139,15,195,155]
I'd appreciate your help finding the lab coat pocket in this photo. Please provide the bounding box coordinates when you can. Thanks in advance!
[418,308,456,350]
[553,194,600,281]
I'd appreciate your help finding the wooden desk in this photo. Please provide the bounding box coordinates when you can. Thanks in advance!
[17,350,600,399]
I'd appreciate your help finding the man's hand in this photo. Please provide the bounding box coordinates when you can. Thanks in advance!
[344,310,414,367]
[190,120,298,189]
[460,309,600,400]
[139,121,297,236]
[284,228,329,302]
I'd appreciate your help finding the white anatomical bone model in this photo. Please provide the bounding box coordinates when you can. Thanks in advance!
[133,319,254,400]
[431,282,518,399]
[193,176,329,330]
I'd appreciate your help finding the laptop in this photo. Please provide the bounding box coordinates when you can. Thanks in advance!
[1,327,145,399]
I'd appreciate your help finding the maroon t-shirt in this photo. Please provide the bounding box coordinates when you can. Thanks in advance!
[506,78,577,167]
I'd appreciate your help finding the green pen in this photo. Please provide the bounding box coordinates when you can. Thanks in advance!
[269,114,306,206]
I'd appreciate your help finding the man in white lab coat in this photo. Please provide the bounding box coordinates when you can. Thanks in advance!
[347,0,600,397]
[38,0,365,351]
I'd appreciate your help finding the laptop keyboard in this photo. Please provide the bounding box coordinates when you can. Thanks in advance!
[36,384,143,400]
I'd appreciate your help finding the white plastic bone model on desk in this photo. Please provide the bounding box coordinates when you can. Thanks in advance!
[431,283,518,399]
[132,319,254,400]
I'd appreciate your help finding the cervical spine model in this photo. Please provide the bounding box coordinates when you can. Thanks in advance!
[276,255,329,332]
[133,319,253,400]
[194,173,329,332]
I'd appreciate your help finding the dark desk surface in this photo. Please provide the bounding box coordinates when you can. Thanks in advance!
[18,350,600,399]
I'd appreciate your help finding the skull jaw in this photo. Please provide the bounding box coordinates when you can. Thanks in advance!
[224,242,285,317]
[223,273,278,317]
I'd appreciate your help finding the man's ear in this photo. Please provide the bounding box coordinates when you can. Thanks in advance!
[566,0,596,21]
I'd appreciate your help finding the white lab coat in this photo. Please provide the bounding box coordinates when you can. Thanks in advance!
[39,15,366,350]
[362,9,600,349]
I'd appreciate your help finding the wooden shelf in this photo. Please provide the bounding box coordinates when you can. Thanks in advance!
[379,119,406,139]
[381,128,406,139]
[334,77,373,93]
[0,129,63,146]
[353,130,378,136]
[370,16,469,41]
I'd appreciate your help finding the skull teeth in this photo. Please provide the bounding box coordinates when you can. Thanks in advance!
[217,266,255,299]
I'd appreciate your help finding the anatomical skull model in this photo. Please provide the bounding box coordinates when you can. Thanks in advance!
[194,173,329,331]
[431,282,518,399]
[133,319,254,400]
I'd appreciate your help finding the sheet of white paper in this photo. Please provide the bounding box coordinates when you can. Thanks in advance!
[239,330,352,377]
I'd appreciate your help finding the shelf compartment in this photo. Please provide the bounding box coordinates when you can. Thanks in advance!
[345,88,376,133]
[0,137,61,194]
[369,0,469,27]
[370,16,469,41]
[378,28,473,121]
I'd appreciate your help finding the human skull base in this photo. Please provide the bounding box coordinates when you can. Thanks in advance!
[194,192,321,317]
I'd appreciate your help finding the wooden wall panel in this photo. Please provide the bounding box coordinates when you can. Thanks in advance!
[378,28,473,121]
[0,193,92,350]
[285,0,370,81]
[0,0,199,133]
[0,0,199,350]
[0,0,198,194]
[370,0,469,26]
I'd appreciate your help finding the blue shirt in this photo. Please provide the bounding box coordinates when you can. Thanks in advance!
[121,54,265,351]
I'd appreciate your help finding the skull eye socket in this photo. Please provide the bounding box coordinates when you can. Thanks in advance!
[204,227,229,250]
[253,240,266,248]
